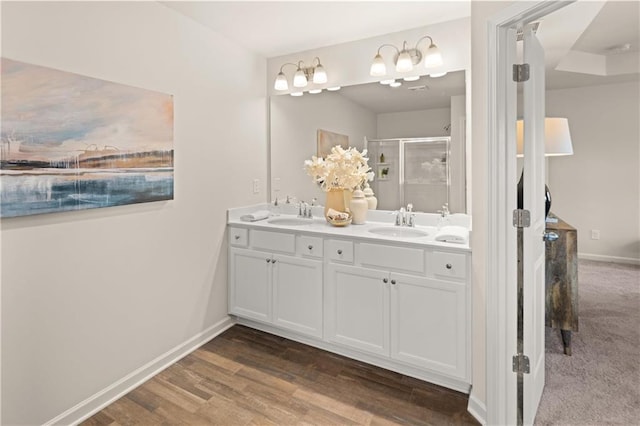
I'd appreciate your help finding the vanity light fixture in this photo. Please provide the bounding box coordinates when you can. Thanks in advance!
[326,86,341,91]
[274,57,328,91]
[370,36,443,77]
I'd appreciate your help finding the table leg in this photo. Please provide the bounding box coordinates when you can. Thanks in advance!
[561,329,572,356]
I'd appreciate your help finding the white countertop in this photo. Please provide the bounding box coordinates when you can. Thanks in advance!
[228,204,471,251]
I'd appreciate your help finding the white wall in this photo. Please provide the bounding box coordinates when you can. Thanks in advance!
[270,91,376,203]
[1,2,267,424]
[546,81,640,263]
[376,108,451,138]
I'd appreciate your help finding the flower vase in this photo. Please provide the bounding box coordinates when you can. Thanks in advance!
[324,188,346,221]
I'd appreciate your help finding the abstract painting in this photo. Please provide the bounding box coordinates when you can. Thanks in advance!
[317,129,349,158]
[0,58,174,218]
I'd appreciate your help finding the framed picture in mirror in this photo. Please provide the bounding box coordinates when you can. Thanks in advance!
[317,129,348,157]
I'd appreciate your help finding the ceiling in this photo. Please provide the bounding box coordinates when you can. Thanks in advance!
[164,0,639,107]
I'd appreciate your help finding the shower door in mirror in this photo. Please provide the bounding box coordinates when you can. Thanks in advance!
[403,138,450,213]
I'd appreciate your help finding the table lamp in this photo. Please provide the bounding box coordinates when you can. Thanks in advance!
[517,117,574,216]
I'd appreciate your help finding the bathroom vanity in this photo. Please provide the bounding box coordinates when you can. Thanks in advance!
[227,205,472,393]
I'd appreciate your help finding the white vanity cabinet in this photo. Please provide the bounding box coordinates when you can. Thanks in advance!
[228,221,471,393]
[228,228,323,338]
[324,239,470,384]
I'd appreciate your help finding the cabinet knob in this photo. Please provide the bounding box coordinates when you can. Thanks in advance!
[266,259,271,263]
[337,249,343,255]
[383,278,388,283]
[272,259,277,264]
[234,235,240,240]
[308,245,313,250]
[446,263,452,269]
[391,279,396,285]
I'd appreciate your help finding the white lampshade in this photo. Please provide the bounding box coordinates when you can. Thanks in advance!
[395,50,413,72]
[516,117,574,157]
[293,68,307,88]
[313,64,327,84]
[424,43,443,68]
[370,53,386,76]
[274,72,288,91]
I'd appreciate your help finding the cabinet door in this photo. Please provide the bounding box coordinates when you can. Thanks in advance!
[390,273,468,379]
[325,264,389,356]
[229,247,271,322]
[272,255,323,338]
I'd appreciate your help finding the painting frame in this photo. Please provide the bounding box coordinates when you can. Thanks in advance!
[1,58,174,218]
[317,129,349,158]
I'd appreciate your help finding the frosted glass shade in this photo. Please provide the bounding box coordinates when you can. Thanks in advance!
[312,64,327,84]
[293,69,307,87]
[424,43,443,68]
[516,117,574,157]
[395,51,413,72]
[370,53,386,76]
[274,72,288,91]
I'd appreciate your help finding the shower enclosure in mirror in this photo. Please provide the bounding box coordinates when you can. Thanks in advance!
[366,137,450,212]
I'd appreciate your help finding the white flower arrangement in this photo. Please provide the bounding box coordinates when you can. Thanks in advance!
[304,145,374,192]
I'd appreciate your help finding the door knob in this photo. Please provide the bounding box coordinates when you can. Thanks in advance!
[543,231,559,242]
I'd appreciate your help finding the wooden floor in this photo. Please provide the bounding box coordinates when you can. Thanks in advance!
[82,325,478,425]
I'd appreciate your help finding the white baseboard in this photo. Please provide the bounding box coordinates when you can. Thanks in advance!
[44,316,235,426]
[467,390,487,425]
[578,252,640,266]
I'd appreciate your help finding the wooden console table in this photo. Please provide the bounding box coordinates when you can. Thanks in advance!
[545,215,578,355]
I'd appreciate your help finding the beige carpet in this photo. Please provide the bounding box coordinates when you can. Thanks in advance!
[535,259,640,425]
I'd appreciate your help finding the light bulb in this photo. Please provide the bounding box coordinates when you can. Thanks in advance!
[403,76,420,81]
[370,53,386,76]
[380,79,395,85]
[309,89,322,94]
[326,86,341,91]
[429,72,447,78]
[389,81,402,88]
[293,68,307,87]
[274,72,288,91]
[395,50,413,72]
[312,64,327,84]
[424,43,443,68]
[290,91,304,97]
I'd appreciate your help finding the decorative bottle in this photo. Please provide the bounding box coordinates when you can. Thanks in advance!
[363,185,378,210]
[349,189,368,224]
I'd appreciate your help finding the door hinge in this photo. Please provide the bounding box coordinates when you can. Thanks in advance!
[512,354,531,374]
[513,209,531,228]
[513,64,530,82]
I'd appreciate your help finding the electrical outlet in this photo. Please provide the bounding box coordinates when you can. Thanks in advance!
[252,179,260,194]
[591,229,600,240]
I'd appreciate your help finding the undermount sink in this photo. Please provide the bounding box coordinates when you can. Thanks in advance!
[267,217,312,226]
[368,226,429,238]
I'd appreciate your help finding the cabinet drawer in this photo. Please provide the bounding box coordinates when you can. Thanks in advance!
[229,227,248,247]
[432,251,467,279]
[251,230,295,254]
[327,239,354,263]
[297,235,324,258]
[358,243,425,274]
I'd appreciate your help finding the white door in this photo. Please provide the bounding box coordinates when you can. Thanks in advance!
[325,264,389,356]
[272,255,323,338]
[522,25,546,425]
[390,273,467,379]
[228,248,271,322]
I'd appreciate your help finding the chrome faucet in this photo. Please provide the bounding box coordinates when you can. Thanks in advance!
[298,201,313,219]
[406,203,416,227]
[395,207,406,226]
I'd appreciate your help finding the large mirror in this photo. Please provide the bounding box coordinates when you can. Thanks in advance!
[269,70,467,213]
